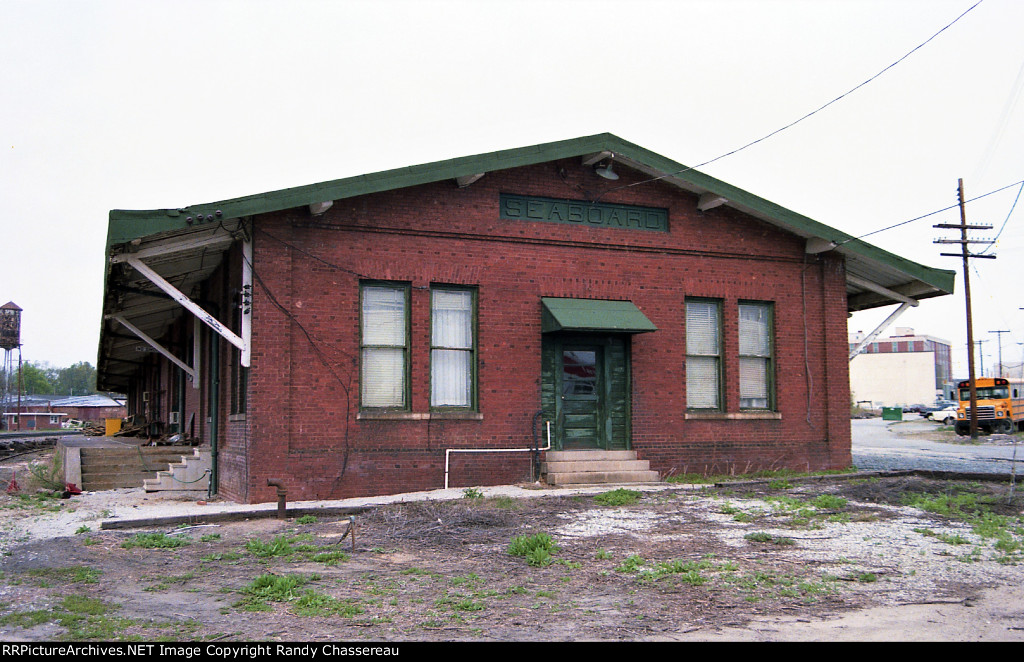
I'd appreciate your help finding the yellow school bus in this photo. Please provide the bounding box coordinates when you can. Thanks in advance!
[954,377,1024,435]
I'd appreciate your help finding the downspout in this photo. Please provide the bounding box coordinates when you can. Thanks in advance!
[208,325,220,498]
[176,365,185,434]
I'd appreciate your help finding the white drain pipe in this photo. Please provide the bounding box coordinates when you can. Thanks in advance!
[444,421,551,490]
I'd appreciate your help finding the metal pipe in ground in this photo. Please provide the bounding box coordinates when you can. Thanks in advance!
[267,479,287,519]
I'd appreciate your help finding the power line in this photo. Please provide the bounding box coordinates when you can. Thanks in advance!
[977,180,1024,254]
[594,0,984,202]
[849,178,1024,242]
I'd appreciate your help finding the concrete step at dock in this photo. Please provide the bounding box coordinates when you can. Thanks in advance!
[542,450,661,486]
[143,448,211,492]
[76,445,201,491]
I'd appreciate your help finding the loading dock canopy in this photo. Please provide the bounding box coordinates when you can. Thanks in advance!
[541,298,658,334]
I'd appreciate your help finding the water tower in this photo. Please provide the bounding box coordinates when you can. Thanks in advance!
[0,302,22,431]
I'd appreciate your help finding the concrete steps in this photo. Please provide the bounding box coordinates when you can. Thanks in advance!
[143,448,211,492]
[78,446,194,491]
[541,450,660,486]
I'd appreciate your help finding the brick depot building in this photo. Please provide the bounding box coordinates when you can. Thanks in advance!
[96,134,954,504]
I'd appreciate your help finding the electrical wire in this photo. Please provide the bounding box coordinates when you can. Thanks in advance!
[594,0,984,203]
[977,180,1024,255]
[845,178,1024,243]
[241,246,356,489]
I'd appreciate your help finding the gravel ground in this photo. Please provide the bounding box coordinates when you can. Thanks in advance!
[1,422,1022,641]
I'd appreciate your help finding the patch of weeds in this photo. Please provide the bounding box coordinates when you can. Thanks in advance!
[450,573,484,588]
[765,495,804,511]
[364,579,400,597]
[235,573,315,611]
[595,549,613,560]
[616,554,733,586]
[293,592,365,618]
[667,467,855,485]
[744,532,795,546]
[1,594,142,641]
[856,572,877,583]
[121,533,190,549]
[244,534,332,561]
[957,548,984,563]
[593,488,641,507]
[26,566,101,585]
[915,528,971,545]
[743,532,773,542]
[462,487,484,500]
[310,550,349,566]
[435,592,486,612]
[615,554,646,573]
[665,473,720,484]
[200,533,222,542]
[489,495,520,509]
[244,536,294,558]
[400,567,442,579]
[295,515,317,525]
[5,491,66,514]
[811,494,848,510]
[75,525,91,535]
[508,532,561,567]
[142,572,196,592]
[903,486,1024,562]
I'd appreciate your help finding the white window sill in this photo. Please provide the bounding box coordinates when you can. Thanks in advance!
[685,411,782,421]
[357,411,483,421]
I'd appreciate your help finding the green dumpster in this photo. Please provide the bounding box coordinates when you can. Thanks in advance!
[881,407,903,421]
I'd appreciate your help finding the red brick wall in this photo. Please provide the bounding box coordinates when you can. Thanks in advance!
[236,158,851,503]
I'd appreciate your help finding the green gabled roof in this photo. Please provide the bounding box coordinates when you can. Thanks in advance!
[106,134,630,245]
[104,132,955,305]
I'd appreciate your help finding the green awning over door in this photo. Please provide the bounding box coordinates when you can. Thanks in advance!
[541,298,658,334]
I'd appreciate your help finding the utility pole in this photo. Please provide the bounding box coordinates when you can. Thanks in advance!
[934,179,994,439]
[989,330,1010,378]
[975,339,988,378]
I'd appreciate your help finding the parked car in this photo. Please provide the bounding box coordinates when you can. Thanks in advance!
[917,399,958,418]
[926,405,959,426]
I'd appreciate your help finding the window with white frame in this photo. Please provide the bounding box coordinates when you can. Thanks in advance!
[431,287,476,409]
[686,299,722,410]
[360,283,409,409]
[739,301,773,409]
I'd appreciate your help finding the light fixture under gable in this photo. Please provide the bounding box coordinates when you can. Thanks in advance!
[594,159,619,180]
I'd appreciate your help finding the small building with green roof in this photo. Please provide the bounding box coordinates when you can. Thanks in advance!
[96,134,954,503]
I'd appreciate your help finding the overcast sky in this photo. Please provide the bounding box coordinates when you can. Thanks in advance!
[2,0,1022,380]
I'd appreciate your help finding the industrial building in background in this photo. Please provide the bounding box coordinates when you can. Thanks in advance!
[94,134,954,504]
[849,327,954,408]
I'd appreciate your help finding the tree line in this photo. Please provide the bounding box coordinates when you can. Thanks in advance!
[2,361,98,396]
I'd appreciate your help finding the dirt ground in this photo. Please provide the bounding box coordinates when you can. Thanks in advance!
[1,458,1023,642]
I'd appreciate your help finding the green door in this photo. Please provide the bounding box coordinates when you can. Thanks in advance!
[541,334,631,451]
[561,346,602,448]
